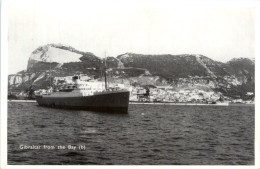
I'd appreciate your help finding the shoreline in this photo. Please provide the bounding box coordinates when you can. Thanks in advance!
[129,102,254,106]
[8,100,37,103]
[130,102,225,106]
[7,100,254,106]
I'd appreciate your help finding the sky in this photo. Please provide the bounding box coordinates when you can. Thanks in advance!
[7,0,255,74]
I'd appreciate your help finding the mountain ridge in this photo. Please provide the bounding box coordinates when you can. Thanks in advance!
[8,44,255,99]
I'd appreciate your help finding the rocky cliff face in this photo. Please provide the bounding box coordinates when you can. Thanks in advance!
[8,44,255,98]
[9,44,104,90]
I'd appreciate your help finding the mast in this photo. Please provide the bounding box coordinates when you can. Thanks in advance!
[104,52,108,90]
[49,59,53,93]
[50,62,52,88]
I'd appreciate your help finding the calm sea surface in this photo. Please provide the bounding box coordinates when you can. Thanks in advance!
[8,102,254,165]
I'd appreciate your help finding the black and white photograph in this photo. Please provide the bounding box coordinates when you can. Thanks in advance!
[1,0,258,167]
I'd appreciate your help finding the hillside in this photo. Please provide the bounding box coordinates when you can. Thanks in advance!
[8,44,255,99]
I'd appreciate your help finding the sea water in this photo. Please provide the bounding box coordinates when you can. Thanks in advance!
[8,102,254,165]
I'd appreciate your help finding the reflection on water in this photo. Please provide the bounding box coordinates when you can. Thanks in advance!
[8,102,254,165]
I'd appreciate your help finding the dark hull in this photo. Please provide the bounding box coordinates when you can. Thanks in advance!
[35,91,130,113]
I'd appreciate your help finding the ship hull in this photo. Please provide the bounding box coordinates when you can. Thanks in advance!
[35,91,130,113]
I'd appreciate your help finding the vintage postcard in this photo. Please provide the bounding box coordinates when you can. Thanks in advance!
[1,0,259,168]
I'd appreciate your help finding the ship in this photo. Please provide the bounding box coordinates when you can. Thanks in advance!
[35,75,130,113]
